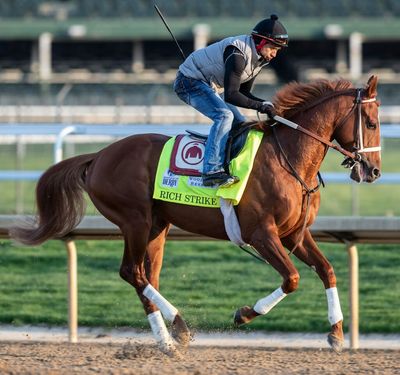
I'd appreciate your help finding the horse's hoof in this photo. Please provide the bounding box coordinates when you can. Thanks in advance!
[171,314,192,347]
[158,341,182,358]
[327,333,344,354]
[234,306,258,326]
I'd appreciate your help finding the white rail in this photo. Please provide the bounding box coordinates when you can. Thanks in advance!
[0,123,399,183]
[0,105,399,123]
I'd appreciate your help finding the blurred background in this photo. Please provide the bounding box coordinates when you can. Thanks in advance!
[0,0,400,117]
[0,0,399,214]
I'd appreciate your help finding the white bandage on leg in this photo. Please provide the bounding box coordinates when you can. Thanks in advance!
[326,287,344,325]
[147,311,175,350]
[253,287,287,315]
[143,284,178,322]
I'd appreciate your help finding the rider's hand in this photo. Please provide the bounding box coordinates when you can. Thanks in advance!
[258,102,276,119]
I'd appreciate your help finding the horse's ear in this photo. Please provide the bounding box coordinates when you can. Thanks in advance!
[365,75,378,98]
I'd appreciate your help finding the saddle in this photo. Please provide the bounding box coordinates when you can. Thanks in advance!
[185,121,259,174]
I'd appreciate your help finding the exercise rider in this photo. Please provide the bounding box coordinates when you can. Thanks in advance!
[173,14,289,187]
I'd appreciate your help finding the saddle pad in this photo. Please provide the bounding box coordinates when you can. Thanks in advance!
[170,134,204,176]
[153,130,264,207]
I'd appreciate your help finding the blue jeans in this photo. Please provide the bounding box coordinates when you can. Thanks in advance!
[173,71,245,174]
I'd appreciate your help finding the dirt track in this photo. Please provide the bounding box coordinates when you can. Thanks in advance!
[0,341,399,374]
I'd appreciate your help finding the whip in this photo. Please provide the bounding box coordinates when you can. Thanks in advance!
[154,4,186,61]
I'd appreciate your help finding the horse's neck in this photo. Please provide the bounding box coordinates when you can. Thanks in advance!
[272,105,336,184]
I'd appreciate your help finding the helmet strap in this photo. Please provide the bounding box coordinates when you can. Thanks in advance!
[256,38,267,53]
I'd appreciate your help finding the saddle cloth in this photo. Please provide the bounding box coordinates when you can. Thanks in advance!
[153,130,264,207]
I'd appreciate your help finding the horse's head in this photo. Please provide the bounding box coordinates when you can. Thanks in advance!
[333,75,381,183]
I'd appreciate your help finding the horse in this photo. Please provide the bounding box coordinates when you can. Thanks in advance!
[10,75,381,356]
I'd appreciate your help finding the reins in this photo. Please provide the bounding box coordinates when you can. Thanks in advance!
[275,117,355,159]
[271,124,324,255]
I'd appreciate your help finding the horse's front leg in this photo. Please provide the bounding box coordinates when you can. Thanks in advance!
[282,229,344,353]
[234,227,300,326]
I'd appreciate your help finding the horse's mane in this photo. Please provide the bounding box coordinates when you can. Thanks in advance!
[273,79,354,118]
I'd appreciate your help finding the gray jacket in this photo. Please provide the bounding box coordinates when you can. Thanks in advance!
[179,35,266,91]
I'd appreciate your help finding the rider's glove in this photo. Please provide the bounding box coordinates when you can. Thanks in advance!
[258,101,276,119]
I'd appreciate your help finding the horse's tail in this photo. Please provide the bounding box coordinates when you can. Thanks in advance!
[10,153,96,245]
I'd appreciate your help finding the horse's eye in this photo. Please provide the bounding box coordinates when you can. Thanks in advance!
[366,119,377,129]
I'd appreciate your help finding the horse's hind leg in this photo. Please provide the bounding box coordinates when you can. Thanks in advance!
[282,229,344,353]
[145,219,191,347]
[119,220,179,355]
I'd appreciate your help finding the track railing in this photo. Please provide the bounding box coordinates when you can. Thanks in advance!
[1,123,400,183]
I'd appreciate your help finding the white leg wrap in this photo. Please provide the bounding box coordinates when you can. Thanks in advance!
[143,284,178,322]
[147,311,175,350]
[253,287,287,315]
[326,287,343,325]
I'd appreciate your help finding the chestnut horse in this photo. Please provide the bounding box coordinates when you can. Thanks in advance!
[11,76,381,355]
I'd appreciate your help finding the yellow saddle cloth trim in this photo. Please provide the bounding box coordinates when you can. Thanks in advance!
[153,130,264,207]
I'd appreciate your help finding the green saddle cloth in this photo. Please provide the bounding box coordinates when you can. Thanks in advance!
[153,130,264,207]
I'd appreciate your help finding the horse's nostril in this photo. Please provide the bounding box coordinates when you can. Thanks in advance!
[372,168,381,178]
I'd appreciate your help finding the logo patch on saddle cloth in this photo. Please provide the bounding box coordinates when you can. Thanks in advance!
[170,135,205,176]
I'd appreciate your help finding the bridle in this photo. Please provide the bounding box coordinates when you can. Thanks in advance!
[351,89,381,154]
[330,89,380,171]
[269,87,380,255]
[272,88,380,165]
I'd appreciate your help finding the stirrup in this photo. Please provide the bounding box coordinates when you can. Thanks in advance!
[218,175,240,188]
[202,172,240,188]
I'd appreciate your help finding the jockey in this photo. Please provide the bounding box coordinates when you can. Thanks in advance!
[174,14,289,188]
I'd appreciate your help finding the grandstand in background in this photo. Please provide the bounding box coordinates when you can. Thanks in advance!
[0,0,399,122]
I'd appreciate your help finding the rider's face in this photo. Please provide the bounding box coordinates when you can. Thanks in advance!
[259,44,281,61]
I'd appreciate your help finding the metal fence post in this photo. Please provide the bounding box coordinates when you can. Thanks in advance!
[54,126,77,163]
[65,239,78,343]
[347,243,359,349]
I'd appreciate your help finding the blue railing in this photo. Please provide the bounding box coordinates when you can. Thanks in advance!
[0,123,399,183]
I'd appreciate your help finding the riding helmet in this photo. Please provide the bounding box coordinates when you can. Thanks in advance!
[251,14,289,50]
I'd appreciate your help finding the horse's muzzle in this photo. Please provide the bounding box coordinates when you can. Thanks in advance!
[350,160,381,183]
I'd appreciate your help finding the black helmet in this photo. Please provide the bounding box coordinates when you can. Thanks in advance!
[251,14,289,49]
